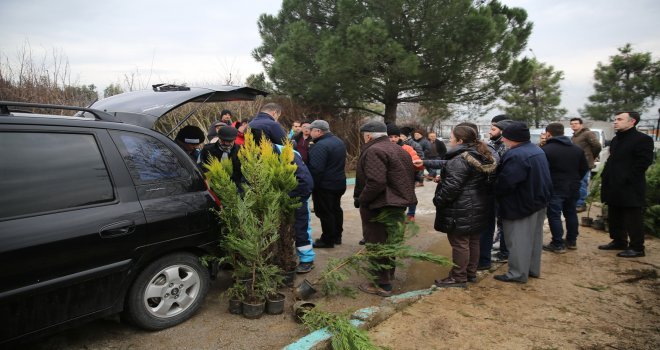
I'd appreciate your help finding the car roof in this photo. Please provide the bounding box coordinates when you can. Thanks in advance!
[89,84,267,129]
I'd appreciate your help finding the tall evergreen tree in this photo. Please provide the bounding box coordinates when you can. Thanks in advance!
[502,57,567,127]
[253,0,532,123]
[581,43,660,120]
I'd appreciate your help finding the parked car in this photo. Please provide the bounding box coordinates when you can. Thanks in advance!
[530,127,609,173]
[0,85,266,346]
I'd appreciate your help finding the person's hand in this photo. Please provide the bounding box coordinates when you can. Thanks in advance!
[433,175,441,183]
[354,198,360,208]
[412,159,423,167]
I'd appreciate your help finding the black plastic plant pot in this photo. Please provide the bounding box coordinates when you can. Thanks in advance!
[294,279,317,300]
[228,298,242,315]
[581,217,594,227]
[292,300,316,323]
[266,292,286,315]
[593,219,605,230]
[283,270,296,288]
[242,299,265,319]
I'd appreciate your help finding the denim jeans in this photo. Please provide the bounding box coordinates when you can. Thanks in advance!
[576,171,590,207]
[546,193,579,247]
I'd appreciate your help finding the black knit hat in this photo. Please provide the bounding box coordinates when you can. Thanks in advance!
[494,119,515,131]
[176,125,205,145]
[386,124,401,136]
[491,114,508,124]
[502,121,530,142]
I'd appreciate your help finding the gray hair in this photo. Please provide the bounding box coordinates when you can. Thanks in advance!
[365,131,387,139]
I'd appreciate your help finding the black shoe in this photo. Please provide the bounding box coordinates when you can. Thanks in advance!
[492,253,508,263]
[494,274,525,283]
[359,239,366,245]
[529,273,540,278]
[543,243,566,254]
[467,276,477,283]
[477,264,492,271]
[295,262,315,274]
[598,241,628,250]
[314,239,335,249]
[335,238,342,245]
[566,241,577,250]
[617,249,645,258]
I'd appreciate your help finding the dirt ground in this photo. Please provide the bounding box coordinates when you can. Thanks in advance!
[28,183,659,349]
[370,210,660,350]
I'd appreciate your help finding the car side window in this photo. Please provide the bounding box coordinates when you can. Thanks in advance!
[113,131,189,185]
[0,132,114,219]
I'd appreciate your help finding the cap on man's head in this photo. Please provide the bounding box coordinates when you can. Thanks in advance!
[220,109,233,117]
[502,121,530,142]
[218,126,238,141]
[494,119,515,131]
[399,126,413,137]
[491,114,508,124]
[386,124,401,136]
[176,125,205,145]
[309,120,330,132]
[360,121,387,133]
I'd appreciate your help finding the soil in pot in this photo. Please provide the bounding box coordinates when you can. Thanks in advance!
[266,292,286,315]
[242,297,265,319]
[228,298,242,315]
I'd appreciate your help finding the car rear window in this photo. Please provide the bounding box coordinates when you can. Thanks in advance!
[112,131,189,185]
[0,132,114,219]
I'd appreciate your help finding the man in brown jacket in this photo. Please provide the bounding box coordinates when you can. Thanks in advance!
[354,121,417,297]
[570,117,602,212]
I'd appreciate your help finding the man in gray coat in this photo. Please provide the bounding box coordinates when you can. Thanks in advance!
[354,121,417,297]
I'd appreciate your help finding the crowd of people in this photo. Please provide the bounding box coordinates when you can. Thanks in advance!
[173,105,655,294]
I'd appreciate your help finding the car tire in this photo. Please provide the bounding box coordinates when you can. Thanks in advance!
[123,252,210,330]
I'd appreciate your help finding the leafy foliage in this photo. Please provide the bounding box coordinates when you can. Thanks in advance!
[501,58,567,127]
[644,155,660,237]
[580,43,660,120]
[303,308,382,350]
[205,132,301,300]
[253,0,532,123]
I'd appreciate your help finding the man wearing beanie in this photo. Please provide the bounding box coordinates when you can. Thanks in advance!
[494,121,552,283]
[175,125,205,166]
[354,120,417,296]
[487,116,515,266]
[308,119,347,248]
[201,125,242,185]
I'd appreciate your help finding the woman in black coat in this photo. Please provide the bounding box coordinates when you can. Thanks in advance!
[433,126,497,287]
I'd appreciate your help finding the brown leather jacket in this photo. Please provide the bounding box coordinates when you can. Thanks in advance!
[571,127,601,169]
[354,136,417,209]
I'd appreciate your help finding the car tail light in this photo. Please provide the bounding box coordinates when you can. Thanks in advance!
[204,180,222,209]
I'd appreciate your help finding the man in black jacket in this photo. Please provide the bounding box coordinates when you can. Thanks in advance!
[541,123,589,253]
[599,111,654,257]
[308,120,347,248]
[200,126,242,186]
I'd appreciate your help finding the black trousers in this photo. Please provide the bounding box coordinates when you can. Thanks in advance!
[312,188,345,244]
[608,205,645,251]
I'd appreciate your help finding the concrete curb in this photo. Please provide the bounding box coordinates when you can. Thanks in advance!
[283,287,439,350]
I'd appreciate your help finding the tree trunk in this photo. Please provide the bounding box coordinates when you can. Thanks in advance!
[384,102,398,124]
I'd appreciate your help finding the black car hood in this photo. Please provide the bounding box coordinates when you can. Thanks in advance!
[89,84,267,129]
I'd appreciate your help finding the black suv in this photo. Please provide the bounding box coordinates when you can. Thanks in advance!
[0,85,266,345]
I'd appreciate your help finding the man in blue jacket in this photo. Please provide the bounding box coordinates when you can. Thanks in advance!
[541,123,588,253]
[308,120,347,248]
[494,122,552,283]
[248,103,287,145]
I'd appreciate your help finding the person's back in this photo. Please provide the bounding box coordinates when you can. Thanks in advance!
[249,103,286,145]
[542,135,588,196]
[308,129,347,191]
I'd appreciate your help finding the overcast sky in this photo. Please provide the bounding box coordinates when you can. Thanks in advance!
[1,0,659,119]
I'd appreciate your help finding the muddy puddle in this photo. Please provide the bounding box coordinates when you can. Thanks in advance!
[403,237,453,290]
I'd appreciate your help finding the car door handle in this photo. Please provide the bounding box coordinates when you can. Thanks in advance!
[99,220,136,238]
